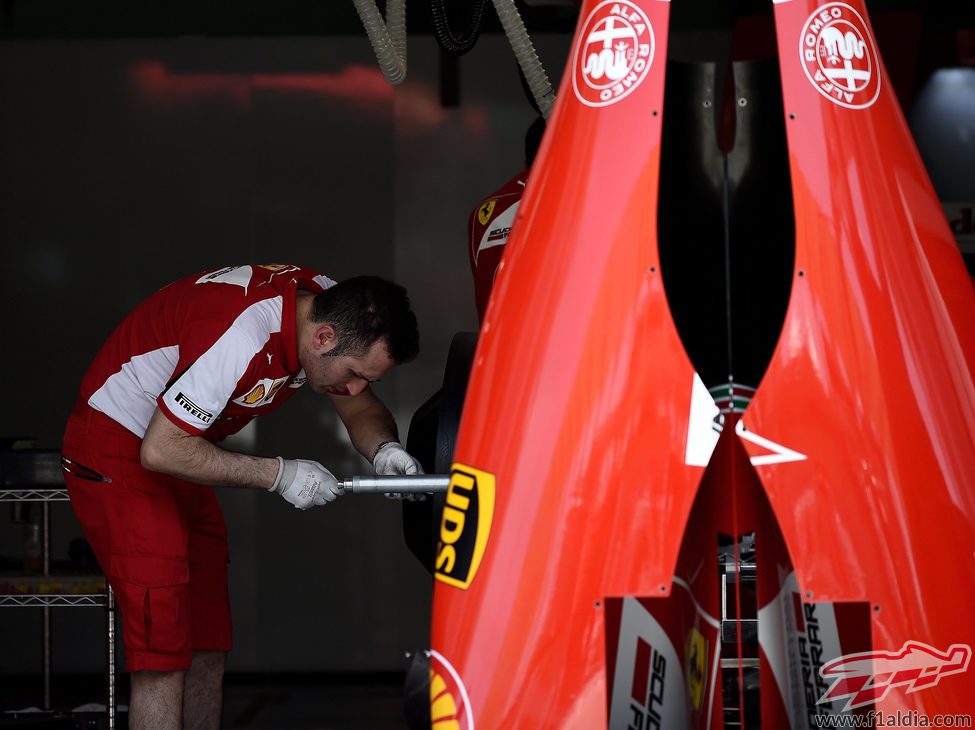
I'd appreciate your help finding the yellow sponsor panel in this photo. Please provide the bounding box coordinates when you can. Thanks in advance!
[434,463,496,590]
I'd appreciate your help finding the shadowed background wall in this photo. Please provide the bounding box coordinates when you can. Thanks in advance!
[0,32,569,675]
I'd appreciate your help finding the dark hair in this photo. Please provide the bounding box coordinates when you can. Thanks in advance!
[310,276,419,364]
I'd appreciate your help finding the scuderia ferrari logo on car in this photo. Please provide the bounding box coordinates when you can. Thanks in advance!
[477,199,496,226]
[435,463,496,590]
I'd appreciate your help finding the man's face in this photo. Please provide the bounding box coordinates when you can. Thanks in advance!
[304,337,395,397]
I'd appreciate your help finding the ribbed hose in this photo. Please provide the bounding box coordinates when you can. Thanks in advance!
[352,0,407,85]
[354,0,553,119]
[491,0,555,119]
[428,0,487,56]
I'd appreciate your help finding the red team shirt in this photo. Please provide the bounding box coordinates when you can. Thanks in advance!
[78,263,335,442]
[468,170,528,323]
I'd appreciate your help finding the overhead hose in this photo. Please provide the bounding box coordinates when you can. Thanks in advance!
[490,0,555,119]
[354,0,554,119]
[428,0,488,57]
[352,0,407,85]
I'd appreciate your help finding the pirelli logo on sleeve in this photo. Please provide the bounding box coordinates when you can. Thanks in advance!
[435,463,496,590]
[175,392,214,424]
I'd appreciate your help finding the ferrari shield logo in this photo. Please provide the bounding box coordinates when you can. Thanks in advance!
[477,199,496,226]
[685,628,707,711]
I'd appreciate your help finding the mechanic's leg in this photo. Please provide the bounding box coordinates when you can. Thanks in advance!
[182,650,226,730]
[129,669,184,730]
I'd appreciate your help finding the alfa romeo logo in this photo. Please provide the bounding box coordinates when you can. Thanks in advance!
[572,0,655,108]
[799,2,881,109]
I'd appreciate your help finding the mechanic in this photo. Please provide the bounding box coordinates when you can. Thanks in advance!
[61,263,421,730]
[468,115,546,322]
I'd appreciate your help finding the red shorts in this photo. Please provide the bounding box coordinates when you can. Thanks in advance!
[62,406,232,672]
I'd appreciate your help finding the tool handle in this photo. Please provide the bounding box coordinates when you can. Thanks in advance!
[339,475,450,494]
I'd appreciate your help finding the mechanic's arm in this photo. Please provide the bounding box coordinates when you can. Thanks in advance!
[140,408,341,508]
[329,387,422,475]
[328,386,398,460]
[141,408,277,487]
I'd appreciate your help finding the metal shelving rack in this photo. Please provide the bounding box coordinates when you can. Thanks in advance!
[0,451,117,730]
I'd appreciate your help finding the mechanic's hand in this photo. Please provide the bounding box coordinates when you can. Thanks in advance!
[373,441,423,476]
[270,457,343,509]
[373,442,427,501]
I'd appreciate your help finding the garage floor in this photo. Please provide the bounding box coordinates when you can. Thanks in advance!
[0,673,408,729]
[222,676,407,730]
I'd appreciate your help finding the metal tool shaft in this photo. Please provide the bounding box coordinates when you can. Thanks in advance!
[339,475,450,494]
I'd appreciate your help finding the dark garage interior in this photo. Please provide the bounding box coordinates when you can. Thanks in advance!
[1,0,973,728]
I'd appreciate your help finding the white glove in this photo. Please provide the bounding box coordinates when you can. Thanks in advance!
[372,442,426,501]
[270,457,343,509]
[373,441,423,476]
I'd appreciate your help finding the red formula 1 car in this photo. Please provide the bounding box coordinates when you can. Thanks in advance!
[410,1,975,727]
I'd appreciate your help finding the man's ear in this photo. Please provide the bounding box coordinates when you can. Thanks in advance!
[312,323,338,354]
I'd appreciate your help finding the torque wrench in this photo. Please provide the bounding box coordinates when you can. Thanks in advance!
[339,475,450,495]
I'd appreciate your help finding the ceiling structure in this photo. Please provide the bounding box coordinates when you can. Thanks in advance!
[0,0,971,39]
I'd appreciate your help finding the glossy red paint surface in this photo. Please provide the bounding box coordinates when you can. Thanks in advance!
[429,0,708,726]
[430,0,975,724]
[742,0,975,715]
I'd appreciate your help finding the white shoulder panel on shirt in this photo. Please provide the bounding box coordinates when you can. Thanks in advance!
[88,345,181,438]
[90,297,285,437]
[160,296,284,432]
